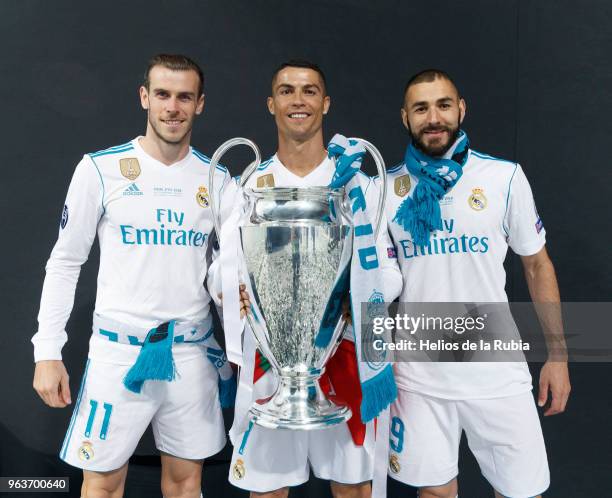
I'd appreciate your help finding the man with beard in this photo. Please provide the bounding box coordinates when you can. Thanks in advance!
[220,59,402,498]
[382,69,570,498]
[32,54,233,498]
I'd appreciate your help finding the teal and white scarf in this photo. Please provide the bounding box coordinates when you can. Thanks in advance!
[393,130,470,245]
[326,134,397,422]
[122,320,236,408]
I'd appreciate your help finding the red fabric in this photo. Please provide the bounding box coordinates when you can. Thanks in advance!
[252,340,372,445]
[253,349,269,383]
[320,339,367,446]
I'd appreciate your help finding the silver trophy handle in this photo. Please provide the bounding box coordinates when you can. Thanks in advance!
[349,138,387,241]
[208,138,262,238]
[239,156,261,188]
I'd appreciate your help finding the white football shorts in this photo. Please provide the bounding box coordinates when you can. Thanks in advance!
[60,349,226,472]
[229,420,376,492]
[228,371,375,493]
[388,389,550,498]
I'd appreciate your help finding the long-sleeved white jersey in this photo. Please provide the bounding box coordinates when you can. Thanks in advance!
[33,137,230,362]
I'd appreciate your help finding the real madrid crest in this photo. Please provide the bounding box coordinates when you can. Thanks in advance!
[394,175,411,197]
[389,454,401,474]
[366,289,386,322]
[196,186,210,208]
[232,458,246,480]
[368,289,385,304]
[78,441,94,461]
[119,158,141,181]
[256,174,275,188]
[468,187,487,211]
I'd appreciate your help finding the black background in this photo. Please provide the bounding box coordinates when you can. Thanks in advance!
[1,1,611,496]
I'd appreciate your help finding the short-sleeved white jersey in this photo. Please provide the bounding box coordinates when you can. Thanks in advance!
[385,149,546,399]
[244,154,337,188]
[33,137,230,361]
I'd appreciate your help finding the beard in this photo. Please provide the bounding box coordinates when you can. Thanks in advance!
[148,114,193,145]
[409,119,461,157]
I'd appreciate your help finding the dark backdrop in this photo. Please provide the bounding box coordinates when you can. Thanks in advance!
[1,1,611,496]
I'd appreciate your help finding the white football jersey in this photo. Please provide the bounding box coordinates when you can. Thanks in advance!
[243,154,343,188]
[33,137,230,361]
[385,149,546,399]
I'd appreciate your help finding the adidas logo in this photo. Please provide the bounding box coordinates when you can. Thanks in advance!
[123,183,143,196]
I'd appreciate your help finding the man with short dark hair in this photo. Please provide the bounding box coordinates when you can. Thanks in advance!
[223,59,402,498]
[32,54,232,498]
[383,69,571,498]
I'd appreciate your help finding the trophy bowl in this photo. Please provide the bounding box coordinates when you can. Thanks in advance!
[241,187,353,430]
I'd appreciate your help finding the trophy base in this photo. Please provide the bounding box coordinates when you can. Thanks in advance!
[249,374,352,430]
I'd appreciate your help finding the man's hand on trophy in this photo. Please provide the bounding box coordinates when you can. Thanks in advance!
[239,283,251,318]
[217,283,251,319]
[342,295,352,325]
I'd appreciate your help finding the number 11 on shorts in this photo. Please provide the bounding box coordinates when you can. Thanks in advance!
[85,399,113,440]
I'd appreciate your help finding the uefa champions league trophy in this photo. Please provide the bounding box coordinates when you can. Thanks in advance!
[209,138,387,430]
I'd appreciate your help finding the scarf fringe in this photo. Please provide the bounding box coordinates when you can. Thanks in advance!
[123,342,176,394]
[393,187,443,247]
[359,364,397,423]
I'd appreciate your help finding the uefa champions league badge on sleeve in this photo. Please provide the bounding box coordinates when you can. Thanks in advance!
[535,217,544,233]
[60,204,69,229]
[196,186,210,208]
[77,441,94,461]
[535,204,544,233]
[119,158,141,181]
[468,187,488,211]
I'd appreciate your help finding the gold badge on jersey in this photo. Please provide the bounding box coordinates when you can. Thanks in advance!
[256,174,275,187]
[468,187,488,211]
[196,186,210,208]
[389,454,401,474]
[78,441,94,461]
[394,175,410,197]
[232,458,246,480]
[119,158,141,181]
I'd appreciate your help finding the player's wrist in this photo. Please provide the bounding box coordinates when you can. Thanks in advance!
[545,354,568,363]
[33,344,64,363]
